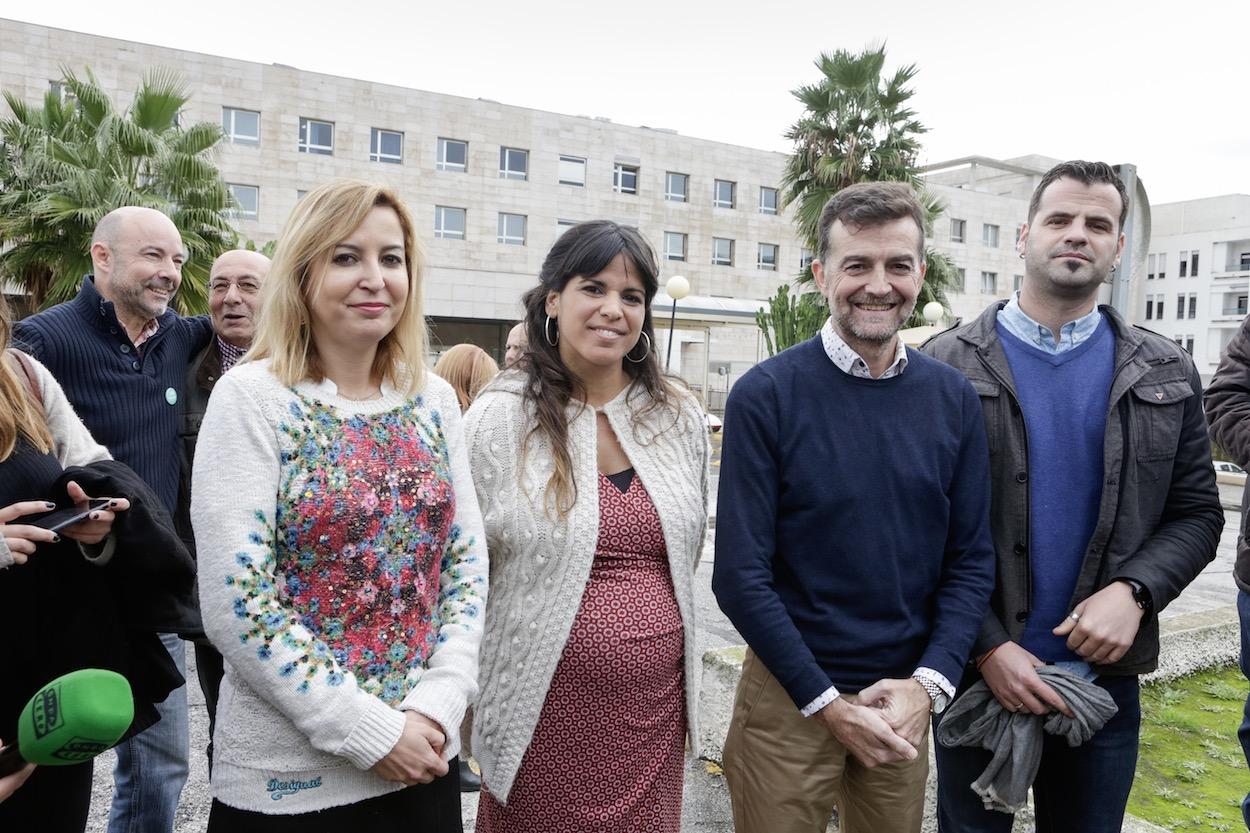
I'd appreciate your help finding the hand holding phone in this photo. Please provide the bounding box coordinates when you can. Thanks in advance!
[28,499,112,533]
[56,482,130,547]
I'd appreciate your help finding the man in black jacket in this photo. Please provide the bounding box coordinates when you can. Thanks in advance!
[1202,316,1250,830]
[176,248,269,774]
[923,160,1223,832]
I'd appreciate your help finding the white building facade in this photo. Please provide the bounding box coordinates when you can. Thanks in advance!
[0,17,811,402]
[1131,195,1250,384]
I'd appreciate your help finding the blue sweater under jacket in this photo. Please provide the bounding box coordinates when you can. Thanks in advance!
[712,337,996,708]
[14,276,213,514]
[998,318,1114,662]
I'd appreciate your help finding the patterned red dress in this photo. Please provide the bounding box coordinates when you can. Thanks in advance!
[476,471,687,833]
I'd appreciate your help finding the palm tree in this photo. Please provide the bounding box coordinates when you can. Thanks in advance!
[0,66,236,313]
[769,43,959,332]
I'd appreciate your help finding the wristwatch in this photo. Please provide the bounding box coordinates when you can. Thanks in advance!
[1121,578,1153,613]
[912,675,950,714]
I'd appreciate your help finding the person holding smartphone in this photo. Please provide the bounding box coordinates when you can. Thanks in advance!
[0,293,132,832]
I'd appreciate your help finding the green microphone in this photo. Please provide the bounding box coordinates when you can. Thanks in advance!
[0,669,133,777]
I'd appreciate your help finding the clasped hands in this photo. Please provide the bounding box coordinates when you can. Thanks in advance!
[370,711,450,785]
[815,678,930,769]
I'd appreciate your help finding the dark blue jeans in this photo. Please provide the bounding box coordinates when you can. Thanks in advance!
[1238,589,1250,830]
[934,669,1141,833]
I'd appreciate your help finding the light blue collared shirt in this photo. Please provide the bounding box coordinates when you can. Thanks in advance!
[997,293,1103,355]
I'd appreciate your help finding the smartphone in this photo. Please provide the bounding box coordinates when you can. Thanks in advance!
[28,499,112,533]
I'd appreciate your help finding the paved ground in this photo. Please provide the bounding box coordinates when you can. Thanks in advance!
[83,466,1241,832]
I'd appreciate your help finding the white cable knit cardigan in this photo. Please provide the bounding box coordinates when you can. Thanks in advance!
[465,371,709,803]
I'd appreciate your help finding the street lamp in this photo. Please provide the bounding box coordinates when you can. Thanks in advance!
[664,275,689,370]
[923,301,944,326]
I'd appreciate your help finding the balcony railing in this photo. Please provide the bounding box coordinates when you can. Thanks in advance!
[1223,306,1249,317]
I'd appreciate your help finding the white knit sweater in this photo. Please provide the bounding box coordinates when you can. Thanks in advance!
[0,351,112,569]
[192,360,487,813]
[465,372,709,803]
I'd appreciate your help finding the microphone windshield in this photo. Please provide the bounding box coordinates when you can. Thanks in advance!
[16,669,134,766]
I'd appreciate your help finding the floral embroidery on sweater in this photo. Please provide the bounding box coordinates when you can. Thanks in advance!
[226,392,478,704]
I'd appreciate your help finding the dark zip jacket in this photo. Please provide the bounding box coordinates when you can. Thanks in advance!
[922,301,1222,674]
[1202,313,1250,592]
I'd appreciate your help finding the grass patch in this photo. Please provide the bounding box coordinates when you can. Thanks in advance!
[1129,664,1247,831]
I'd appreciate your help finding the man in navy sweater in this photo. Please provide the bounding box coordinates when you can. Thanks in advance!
[714,182,995,833]
[15,206,211,833]
[923,161,1222,832]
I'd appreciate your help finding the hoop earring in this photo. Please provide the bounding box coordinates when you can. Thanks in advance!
[544,315,559,346]
[625,332,651,364]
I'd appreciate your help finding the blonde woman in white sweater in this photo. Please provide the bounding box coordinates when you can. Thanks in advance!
[192,180,486,832]
[467,221,709,833]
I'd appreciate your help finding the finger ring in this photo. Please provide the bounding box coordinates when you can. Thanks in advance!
[1067,612,1081,622]
[1014,702,1024,710]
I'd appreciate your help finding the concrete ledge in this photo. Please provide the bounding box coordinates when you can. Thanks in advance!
[697,607,1239,831]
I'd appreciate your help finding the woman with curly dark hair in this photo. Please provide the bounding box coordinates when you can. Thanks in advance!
[466,220,709,833]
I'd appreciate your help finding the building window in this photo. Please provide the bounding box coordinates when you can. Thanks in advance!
[1013,274,1023,292]
[1145,298,1153,320]
[497,212,526,245]
[1188,294,1197,319]
[48,80,76,104]
[296,190,308,201]
[298,118,334,155]
[369,128,403,164]
[434,206,466,240]
[801,248,814,270]
[665,172,689,202]
[758,243,779,271]
[982,223,999,248]
[1155,294,1166,320]
[499,147,528,181]
[714,179,736,209]
[613,163,639,195]
[1147,253,1156,280]
[664,232,687,262]
[1191,251,1199,276]
[712,238,734,266]
[958,267,968,292]
[1157,253,1166,279]
[950,218,966,243]
[557,218,577,228]
[222,107,260,145]
[1177,294,1185,319]
[1241,252,1250,271]
[226,184,259,220]
[759,187,779,215]
[1179,251,1189,277]
[558,155,585,187]
[981,271,997,295]
[437,138,467,172]
[1185,335,1194,353]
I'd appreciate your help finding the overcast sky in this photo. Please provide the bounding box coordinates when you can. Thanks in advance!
[8,0,1248,206]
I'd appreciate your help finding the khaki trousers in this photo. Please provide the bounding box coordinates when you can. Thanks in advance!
[722,650,929,833]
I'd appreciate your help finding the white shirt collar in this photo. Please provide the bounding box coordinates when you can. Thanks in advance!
[819,318,908,380]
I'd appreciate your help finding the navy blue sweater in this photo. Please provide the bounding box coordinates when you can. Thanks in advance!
[712,337,996,708]
[14,276,213,514]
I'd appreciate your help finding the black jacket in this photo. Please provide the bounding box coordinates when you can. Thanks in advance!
[1202,314,1250,591]
[922,302,1223,674]
[53,460,200,637]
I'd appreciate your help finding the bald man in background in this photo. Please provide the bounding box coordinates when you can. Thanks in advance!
[15,206,213,833]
